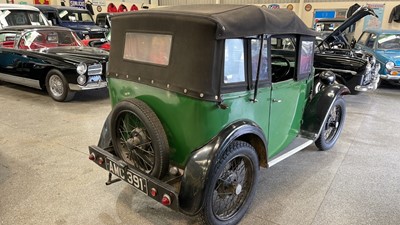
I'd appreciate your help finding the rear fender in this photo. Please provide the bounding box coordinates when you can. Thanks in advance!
[97,112,113,151]
[178,120,267,216]
[301,84,350,139]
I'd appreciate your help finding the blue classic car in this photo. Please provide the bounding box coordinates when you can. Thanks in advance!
[34,5,108,40]
[355,30,400,85]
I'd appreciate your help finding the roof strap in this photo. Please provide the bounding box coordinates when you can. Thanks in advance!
[251,34,264,103]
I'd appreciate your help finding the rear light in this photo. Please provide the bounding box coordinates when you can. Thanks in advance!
[161,194,171,206]
[89,153,95,161]
[98,157,104,165]
[150,188,157,197]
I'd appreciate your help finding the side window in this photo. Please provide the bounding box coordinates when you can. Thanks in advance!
[251,38,268,81]
[358,32,370,45]
[0,32,17,48]
[224,39,245,84]
[270,36,296,83]
[366,33,377,48]
[298,39,314,80]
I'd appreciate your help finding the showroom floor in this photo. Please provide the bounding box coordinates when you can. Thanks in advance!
[1,82,400,225]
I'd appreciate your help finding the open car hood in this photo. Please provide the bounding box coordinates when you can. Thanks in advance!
[318,6,377,48]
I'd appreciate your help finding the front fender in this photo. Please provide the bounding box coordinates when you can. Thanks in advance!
[178,120,267,216]
[301,84,350,139]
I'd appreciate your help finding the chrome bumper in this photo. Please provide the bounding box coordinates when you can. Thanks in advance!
[355,64,381,92]
[69,81,108,91]
[380,74,400,80]
[355,75,380,91]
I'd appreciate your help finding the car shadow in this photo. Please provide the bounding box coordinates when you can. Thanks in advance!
[379,82,400,90]
[0,82,109,102]
[72,88,109,102]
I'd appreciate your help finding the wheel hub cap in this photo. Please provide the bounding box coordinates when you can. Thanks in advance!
[49,75,63,97]
[235,184,242,195]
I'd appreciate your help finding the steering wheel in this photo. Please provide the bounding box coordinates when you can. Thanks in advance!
[271,55,291,82]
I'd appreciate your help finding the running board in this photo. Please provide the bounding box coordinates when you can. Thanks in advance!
[268,137,313,167]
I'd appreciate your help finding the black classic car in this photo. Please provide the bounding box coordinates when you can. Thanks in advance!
[0,26,108,101]
[314,6,381,93]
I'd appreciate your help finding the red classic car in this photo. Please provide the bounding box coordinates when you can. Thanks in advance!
[81,31,111,51]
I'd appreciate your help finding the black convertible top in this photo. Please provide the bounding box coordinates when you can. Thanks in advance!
[112,4,315,39]
[109,4,316,102]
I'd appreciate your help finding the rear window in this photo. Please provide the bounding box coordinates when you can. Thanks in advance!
[123,33,172,66]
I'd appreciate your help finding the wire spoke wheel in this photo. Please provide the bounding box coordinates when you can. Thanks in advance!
[45,69,75,102]
[323,104,341,143]
[115,110,155,173]
[49,75,64,97]
[316,97,346,151]
[110,99,169,179]
[212,156,253,220]
[200,141,259,225]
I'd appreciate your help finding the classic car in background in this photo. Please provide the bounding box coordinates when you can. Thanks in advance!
[0,4,50,29]
[88,5,349,225]
[355,29,400,85]
[0,26,108,102]
[314,6,381,94]
[34,5,108,39]
[95,12,111,29]
[314,18,346,39]
[81,31,111,51]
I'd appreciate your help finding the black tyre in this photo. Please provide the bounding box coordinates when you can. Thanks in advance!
[110,99,169,179]
[45,69,75,102]
[315,97,346,151]
[199,141,259,225]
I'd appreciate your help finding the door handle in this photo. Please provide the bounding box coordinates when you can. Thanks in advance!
[272,99,282,103]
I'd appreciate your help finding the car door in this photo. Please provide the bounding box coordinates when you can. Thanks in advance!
[267,36,310,158]
[0,32,45,88]
[0,32,22,77]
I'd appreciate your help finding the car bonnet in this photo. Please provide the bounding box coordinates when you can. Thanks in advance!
[319,6,377,47]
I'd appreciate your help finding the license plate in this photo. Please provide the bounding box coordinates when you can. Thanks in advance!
[107,160,148,194]
[88,75,101,82]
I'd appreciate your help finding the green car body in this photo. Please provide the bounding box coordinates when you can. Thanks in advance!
[108,77,311,166]
[89,4,349,224]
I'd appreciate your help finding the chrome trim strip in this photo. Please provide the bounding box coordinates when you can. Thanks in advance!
[88,64,103,76]
[69,81,107,91]
[0,73,41,89]
[268,140,313,167]
[315,67,357,75]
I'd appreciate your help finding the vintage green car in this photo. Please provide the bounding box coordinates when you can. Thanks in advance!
[88,5,349,225]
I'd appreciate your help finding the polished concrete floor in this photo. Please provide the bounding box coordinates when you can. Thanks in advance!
[1,82,400,225]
